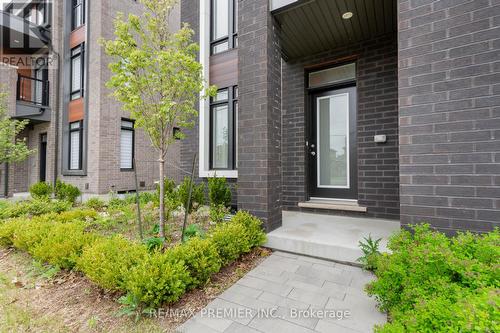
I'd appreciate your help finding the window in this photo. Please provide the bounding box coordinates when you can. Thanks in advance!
[70,44,84,100]
[69,121,83,170]
[34,68,43,105]
[210,86,237,169]
[72,0,85,30]
[35,1,47,25]
[210,0,237,54]
[120,119,135,170]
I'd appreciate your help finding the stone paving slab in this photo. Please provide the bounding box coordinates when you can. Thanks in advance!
[176,252,386,333]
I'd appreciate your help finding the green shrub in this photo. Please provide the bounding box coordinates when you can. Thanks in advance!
[156,177,177,197]
[367,225,500,332]
[208,176,231,207]
[29,181,53,199]
[209,204,229,224]
[11,218,54,251]
[56,209,98,223]
[85,197,106,211]
[182,224,205,242]
[54,180,81,204]
[0,199,71,219]
[177,177,205,213]
[357,234,382,271]
[231,210,267,248]
[124,251,189,307]
[209,221,251,265]
[168,237,221,288]
[77,235,148,291]
[30,222,97,269]
[0,218,24,246]
[378,287,499,333]
[143,236,165,252]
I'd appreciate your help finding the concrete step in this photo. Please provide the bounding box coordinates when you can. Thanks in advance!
[264,211,400,265]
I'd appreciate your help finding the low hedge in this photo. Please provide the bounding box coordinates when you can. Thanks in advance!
[168,237,222,289]
[367,225,499,332]
[0,211,99,269]
[0,208,267,309]
[77,235,148,291]
[125,251,190,307]
[0,198,72,219]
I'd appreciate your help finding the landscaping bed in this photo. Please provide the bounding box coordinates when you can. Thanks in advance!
[365,225,499,332]
[0,178,269,330]
[0,246,270,332]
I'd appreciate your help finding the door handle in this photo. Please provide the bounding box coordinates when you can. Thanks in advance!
[310,151,316,156]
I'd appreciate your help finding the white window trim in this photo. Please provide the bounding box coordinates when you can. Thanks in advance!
[199,0,238,179]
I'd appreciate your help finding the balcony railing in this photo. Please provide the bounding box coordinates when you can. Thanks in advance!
[16,75,50,106]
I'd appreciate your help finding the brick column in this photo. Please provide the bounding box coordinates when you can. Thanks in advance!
[398,0,500,233]
[238,0,282,231]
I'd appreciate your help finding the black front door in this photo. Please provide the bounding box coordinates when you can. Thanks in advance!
[39,133,47,182]
[308,86,357,199]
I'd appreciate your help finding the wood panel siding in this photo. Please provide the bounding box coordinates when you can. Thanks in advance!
[70,25,86,49]
[210,49,238,88]
[17,68,32,101]
[274,0,396,59]
[68,98,84,122]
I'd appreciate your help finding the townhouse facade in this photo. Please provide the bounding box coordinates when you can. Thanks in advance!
[181,0,500,234]
[0,0,181,197]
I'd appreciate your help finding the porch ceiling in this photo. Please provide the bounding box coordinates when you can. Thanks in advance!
[273,0,396,60]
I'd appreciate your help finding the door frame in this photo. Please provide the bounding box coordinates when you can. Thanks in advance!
[306,81,358,200]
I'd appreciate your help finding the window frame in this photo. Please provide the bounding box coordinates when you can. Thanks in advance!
[209,86,237,170]
[71,0,85,31]
[120,118,135,171]
[68,120,83,171]
[210,0,238,55]
[70,44,85,101]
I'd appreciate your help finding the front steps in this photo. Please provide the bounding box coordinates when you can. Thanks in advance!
[264,211,400,265]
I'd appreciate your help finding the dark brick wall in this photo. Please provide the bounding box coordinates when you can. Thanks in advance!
[282,33,400,220]
[238,0,282,231]
[398,0,500,233]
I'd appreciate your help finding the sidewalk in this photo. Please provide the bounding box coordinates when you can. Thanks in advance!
[177,252,386,333]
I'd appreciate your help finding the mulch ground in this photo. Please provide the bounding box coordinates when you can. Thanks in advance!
[0,246,271,332]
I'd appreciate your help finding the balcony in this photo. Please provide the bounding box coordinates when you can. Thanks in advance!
[15,74,51,122]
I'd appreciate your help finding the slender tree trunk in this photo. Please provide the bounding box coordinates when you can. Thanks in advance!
[159,152,166,239]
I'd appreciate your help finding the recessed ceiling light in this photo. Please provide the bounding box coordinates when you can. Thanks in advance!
[342,12,353,19]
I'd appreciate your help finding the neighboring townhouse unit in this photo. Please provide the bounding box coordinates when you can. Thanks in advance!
[181,0,500,234]
[0,0,181,197]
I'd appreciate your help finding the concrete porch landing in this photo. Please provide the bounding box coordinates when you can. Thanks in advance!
[264,211,400,264]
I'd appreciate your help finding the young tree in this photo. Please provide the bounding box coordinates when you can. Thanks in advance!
[0,88,34,170]
[103,0,214,238]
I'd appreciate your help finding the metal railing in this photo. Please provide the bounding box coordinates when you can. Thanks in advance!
[16,74,50,106]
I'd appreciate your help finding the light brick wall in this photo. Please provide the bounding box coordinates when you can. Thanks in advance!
[398,0,500,233]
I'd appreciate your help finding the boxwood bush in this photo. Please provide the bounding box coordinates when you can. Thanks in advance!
[0,206,267,310]
[77,235,148,291]
[54,180,81,204]
[368,225,499,332]
[0,199,71,219]
[30,221,97,269]
[168,237,222,289]
[125,251,190,307]
[29,181,53,199]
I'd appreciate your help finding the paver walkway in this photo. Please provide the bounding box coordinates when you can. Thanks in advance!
[177,252,386,333]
